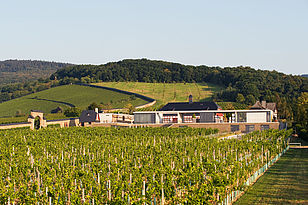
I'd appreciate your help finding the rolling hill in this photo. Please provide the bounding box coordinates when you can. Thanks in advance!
[93,82,222,105]
[0,84,148,117]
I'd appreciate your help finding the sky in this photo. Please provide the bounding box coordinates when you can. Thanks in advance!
[0,0,307,75]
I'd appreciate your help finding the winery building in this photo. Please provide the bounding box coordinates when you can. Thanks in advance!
[133,95,278,132]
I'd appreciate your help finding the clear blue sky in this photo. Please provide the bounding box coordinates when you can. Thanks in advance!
[0,0,307,75]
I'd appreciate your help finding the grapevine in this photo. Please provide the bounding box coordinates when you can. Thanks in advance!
[0,127,291,204]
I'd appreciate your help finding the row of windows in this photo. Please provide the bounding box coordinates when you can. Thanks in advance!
[162,116,178,123]
[231,124,270,132]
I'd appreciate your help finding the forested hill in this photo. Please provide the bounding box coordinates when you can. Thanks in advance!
[53,59,308,116]
[0,60,73,85]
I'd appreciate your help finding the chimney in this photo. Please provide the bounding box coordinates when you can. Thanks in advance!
[261,101,266,108]
[189,95,193,104]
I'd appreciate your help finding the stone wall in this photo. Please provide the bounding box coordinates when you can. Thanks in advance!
[46,118,79,128]
[0,118,79,130]
[170,122,279,132]
[0,122,31,130]
[90,122,279,132]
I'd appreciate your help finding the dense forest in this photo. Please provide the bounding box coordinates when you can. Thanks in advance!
[0,60,72,85]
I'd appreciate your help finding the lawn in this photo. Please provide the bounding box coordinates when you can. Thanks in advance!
[0,84,148,117]
[93,82,223,105]
[235,148,308,204]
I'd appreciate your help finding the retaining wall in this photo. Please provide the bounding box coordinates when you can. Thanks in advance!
[46,118,79,128]
[0,122,31,130]
[89,122,279,132]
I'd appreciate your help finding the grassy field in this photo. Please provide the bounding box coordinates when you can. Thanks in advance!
[93,82,223,105]
[235,148,308,204]
[0,84,148,117]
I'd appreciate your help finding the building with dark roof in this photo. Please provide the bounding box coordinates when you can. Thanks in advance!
[160,95,220,111]
[133,96,277,131]
[160,101,220,111]
[250,101,277,121]
[80,110,97,125]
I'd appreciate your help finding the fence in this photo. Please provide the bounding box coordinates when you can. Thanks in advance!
[220,145,290,205]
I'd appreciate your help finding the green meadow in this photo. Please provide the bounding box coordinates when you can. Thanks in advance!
[93,82,223,105]
[0,84,148,117]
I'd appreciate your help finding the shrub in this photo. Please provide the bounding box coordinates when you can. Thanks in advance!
[64,107,81,117]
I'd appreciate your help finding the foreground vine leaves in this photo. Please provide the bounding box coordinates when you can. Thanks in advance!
[0,127,290,204]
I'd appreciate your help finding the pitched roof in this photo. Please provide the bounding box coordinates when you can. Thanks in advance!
[80,110,97,123]
[266,103,276,111]
[251,101,263,109]
[250,101,276,112]
[160,102,219,111]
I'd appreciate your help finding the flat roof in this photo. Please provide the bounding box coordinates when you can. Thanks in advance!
[134,109,272,114]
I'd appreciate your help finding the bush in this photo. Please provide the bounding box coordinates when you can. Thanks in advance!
[64,107,81,117]
[88,102,99,111]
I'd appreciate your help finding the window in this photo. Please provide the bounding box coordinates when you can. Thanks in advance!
[183,114,200,123]
[183,115,193,123]
[237,112,247,122]
[163,114,178,123]
[261,124,270,131]
[134,114,155,124]
[231,125,240,132]
[245,125,255,133]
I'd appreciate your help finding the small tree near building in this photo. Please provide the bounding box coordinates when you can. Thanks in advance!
[88,102,99,111]
[125,103,135,114]
[246,94,256,105]
[236,93,245,103]
[64,107,81,117]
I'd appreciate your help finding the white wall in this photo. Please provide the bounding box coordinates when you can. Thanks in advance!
[247,112,267,123]
[98,113,113,123]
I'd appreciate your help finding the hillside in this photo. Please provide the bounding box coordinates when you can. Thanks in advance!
[1,58,307,138]
[0,60,72,85]
[0,84,148,117]
[93,82,222,105]
[53,59,308,118]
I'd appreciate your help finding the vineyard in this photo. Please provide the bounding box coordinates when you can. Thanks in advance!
[0,127,291,204]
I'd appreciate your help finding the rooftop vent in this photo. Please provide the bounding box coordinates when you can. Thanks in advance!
[189,95,193,104]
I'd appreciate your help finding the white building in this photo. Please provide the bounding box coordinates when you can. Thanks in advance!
[133,109,274,124]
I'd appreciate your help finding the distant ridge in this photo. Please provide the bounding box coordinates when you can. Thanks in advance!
[0,60,73,85]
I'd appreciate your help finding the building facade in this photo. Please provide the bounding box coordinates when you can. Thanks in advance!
[134,109,273,124]
[133,109,278,132]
